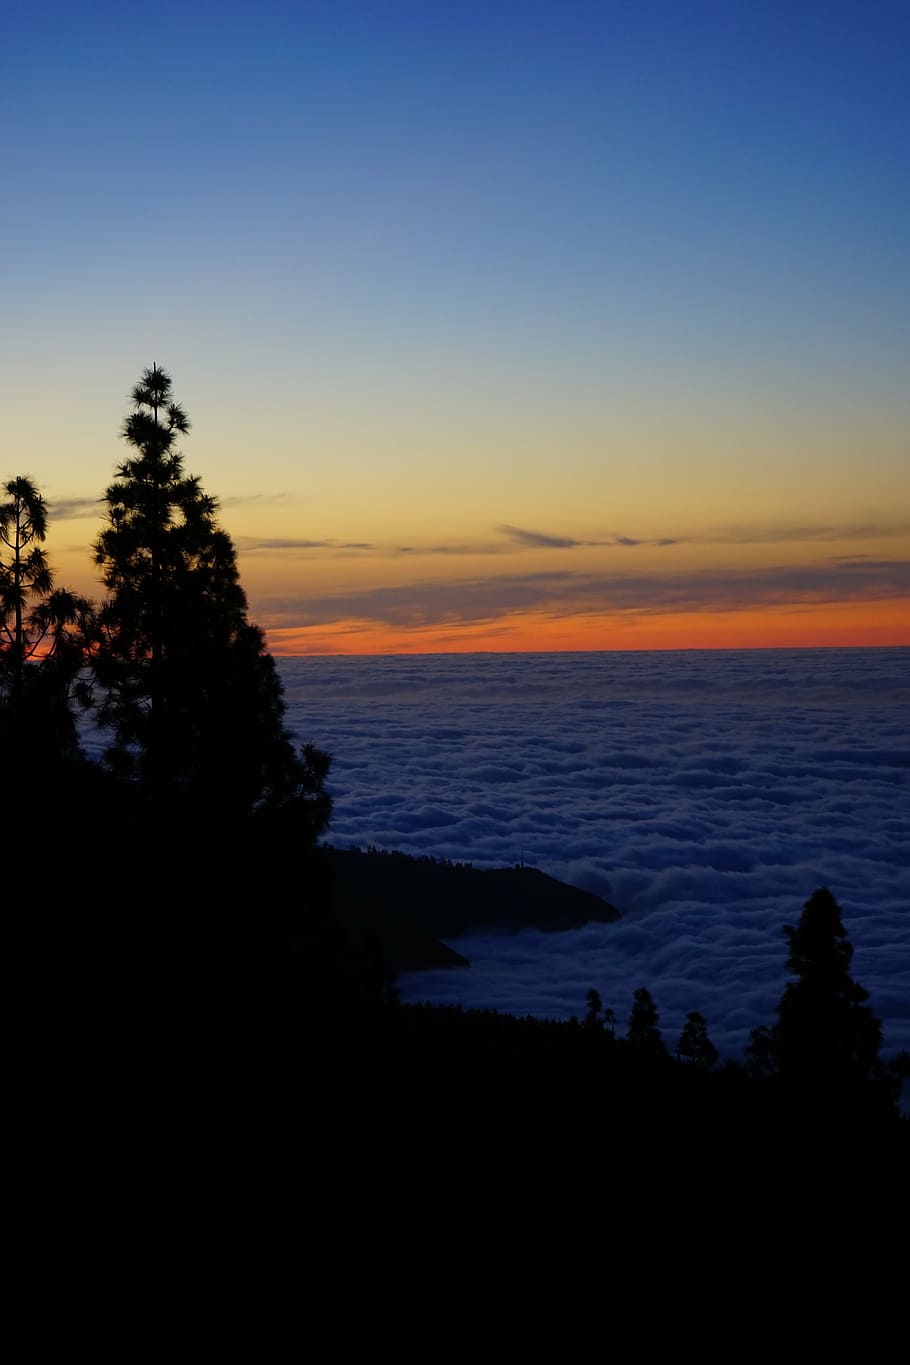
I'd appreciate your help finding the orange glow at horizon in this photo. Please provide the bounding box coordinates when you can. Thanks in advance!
[263,598,910,656]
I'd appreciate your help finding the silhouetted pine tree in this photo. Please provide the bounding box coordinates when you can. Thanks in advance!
[0,474,94,762]
[92,364,331,822]
[773,887,883,1087]
[747,887,888,1103]
[745,1024,777,1077]
[584,987,604,1029]
[675,1011,718,1067]
[627,986,666,1054]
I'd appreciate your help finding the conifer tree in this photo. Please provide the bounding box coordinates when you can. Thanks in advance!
[92,364,331,822]
[675,1011,718,1067]
[627,986,666,1053]
[772,887,883,1086]
[747,887,887,1097]
[0,475,93,759]
[0,476,51,701]
[584,987,604,1029]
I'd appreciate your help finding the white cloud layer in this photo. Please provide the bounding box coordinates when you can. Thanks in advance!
[278,648,910,1063]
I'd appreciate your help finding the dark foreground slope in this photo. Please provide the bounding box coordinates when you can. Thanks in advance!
[7,775,907,1358]
[324,842,620,970]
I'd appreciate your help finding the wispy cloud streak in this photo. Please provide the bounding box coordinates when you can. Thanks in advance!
[261,559,910,628]
[241,518,910,560]
[47,496,104,520]
[237,536,375,552]
[497,524,584,549]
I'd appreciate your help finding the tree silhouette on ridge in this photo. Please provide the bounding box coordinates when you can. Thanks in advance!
[627,986,666,1054]
[92,364,331,821]
[0,474,94,761]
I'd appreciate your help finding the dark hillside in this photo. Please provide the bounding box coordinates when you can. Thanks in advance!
[7,768,908,1357]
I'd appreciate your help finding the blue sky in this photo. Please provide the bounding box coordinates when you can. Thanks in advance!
[3,0,908,650]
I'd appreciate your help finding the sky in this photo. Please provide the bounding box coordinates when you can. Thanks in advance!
[2,0,908,653]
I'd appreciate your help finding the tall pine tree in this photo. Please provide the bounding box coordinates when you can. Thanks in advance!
[773,887,883,1087]
[747,886,887,1101]
[92,364,331,824]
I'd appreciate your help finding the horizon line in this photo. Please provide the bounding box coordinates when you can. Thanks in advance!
[267,640,910,659]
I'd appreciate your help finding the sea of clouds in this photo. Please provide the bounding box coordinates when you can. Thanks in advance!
[279,648,909,1064]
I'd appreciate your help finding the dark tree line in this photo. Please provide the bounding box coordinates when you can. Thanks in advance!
[584,885,905,1107]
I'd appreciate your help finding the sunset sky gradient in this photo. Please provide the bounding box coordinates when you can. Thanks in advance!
[3,0,908,652]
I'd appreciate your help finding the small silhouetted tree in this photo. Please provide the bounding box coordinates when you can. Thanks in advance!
[584,988,603,1029]
[676,1011,718,1067]
[0,476,51,701]
[627,986,666,1053]
[92,364,331,822]
[0,475,94,760]
[745,1024,777,1077]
